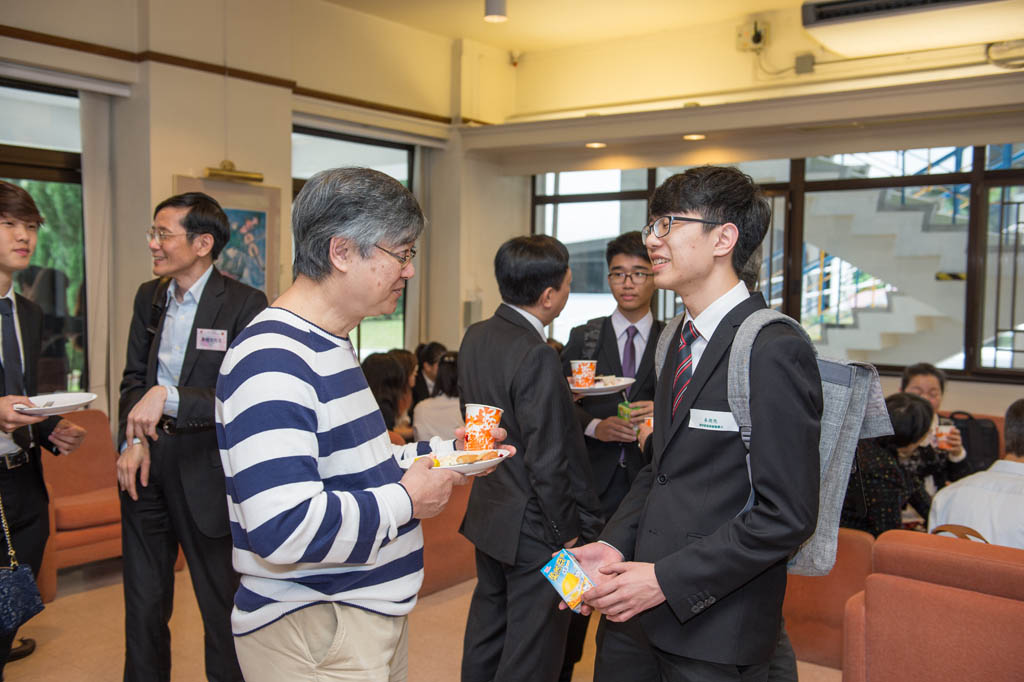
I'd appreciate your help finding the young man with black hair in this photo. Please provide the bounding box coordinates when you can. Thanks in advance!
[116,192,267,681]
[459,235,603,682]
[571,167,823,681]
[412,340,447,409]
[0,181,86,677]
[558,231,664,681]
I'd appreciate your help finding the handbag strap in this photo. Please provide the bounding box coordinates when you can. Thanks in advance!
[0,490,18,569]
[930,523,989,543]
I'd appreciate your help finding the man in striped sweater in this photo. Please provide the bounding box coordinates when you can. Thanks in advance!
[216,168,506,681]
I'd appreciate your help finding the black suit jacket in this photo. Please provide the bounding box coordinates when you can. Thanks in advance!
[118,268,267,538]
[561,316,663,496]
[601,294,823,666]
[2,294,61,497]
[459,304,604,565]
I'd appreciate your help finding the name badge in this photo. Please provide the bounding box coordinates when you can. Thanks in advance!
[196,328,228,351]
[688,408,739,432]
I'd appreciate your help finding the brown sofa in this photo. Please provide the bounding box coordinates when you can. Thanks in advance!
[843,530,1024,682]
[37,409,121,603]
[782,527,875,669]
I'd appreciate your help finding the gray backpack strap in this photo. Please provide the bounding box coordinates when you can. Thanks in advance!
[580,317,605,361]
[654,313,686,381]
[727,309,814,451]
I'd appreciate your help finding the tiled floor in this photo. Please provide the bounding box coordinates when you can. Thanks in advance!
[7,560,842,681]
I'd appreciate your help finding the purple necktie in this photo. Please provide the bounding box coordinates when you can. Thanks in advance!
[621,325,638,379]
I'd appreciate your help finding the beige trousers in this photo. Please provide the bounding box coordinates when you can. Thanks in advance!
[234,602,408,682]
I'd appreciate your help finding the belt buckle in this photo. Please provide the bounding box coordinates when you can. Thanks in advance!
[3,450,27,470]
[160,418,176,436]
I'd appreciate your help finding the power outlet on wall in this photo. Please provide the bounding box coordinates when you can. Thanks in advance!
[736,21,769,52]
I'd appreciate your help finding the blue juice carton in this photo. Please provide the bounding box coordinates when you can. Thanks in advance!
[540,549,594,613]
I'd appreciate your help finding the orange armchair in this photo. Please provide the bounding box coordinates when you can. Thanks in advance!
[843,530,1024,682]
[37,409,121,602]
[782,527,875,669]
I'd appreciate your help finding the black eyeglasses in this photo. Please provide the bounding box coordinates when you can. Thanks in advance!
[641,215,722,242]
[375,244,417,266]
[607,271,652,284]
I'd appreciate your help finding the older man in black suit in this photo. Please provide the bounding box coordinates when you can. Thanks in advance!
[572,167,823,682]
[459,235,603,682]
[116,192,267,682]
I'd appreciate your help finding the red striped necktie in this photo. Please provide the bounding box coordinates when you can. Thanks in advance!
[671,320,700,418]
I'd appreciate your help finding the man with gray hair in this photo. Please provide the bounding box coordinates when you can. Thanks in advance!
[216,168,510,680]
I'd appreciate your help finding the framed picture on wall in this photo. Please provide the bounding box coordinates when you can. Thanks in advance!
[172,175,281,300]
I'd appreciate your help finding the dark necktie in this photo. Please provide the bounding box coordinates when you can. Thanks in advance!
[0,298,25,397]
[0,298,32,450]
[621,325,638,379]
[671,320,700,418]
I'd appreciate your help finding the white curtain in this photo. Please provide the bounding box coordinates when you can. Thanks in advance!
[78,91,115,421]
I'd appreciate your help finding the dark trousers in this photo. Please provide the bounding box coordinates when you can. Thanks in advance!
[0,462,48,680]
[462,534,572,682]
[120,442,241,682]
[767,619,798,682]
[594,616,770,682]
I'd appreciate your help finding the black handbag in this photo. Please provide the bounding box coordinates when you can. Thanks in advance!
[0,490,44,637]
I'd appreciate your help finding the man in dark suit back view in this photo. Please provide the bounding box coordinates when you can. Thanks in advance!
[459,235,603,682]
[116,192,267,681]
[571,167,823,682]
[558,231,663,682]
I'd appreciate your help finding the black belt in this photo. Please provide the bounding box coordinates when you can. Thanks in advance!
[0,450,30,470]
[156,416,213,436]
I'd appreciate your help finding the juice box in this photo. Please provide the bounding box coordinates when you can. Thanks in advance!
[540,549,594,613]
[617,401,633,421]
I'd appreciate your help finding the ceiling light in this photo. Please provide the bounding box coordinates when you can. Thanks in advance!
[585,142,607,149]
[484,0,507,23]
[683,134,706,141]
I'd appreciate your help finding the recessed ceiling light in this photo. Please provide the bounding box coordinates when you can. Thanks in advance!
[484,0,507,22]
[683,134,706,141]
[585,142,607,149]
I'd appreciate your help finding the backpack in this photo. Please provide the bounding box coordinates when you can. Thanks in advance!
[655,308,892,576]
[947,411,1001,474]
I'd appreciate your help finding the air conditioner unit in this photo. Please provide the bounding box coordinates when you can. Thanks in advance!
[802,0,1024,57]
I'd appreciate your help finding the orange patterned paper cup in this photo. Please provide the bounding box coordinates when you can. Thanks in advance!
[570,360,597,388]
[464,403,503,450]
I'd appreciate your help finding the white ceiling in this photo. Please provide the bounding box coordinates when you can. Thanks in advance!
[323,0,802,52]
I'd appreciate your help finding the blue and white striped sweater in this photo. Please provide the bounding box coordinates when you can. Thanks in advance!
[215,307,454,635]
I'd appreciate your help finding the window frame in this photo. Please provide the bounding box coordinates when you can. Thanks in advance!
[532,150,1024,384]
[290,125,415,359]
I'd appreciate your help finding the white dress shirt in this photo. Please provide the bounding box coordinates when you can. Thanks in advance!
[584,309,654,438]
[506,304,547,341]
[927,459,1024,550]
[682,281,750,373]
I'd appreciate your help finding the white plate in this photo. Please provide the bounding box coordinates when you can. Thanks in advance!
[404,448,513,476]
[12,392,97,416]
[568,377,635,396]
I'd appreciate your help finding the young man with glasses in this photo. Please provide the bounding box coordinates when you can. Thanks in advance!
[116,192,267,681]
[569,167,823,682]
[558,230,664,682]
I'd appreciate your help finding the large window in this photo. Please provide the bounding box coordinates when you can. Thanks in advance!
[291,127,413,359]
[532,144,1024,382]
[0,80,86,393]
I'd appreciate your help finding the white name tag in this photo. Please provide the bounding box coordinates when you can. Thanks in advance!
[196,328,228,351]
[688,409,739,432]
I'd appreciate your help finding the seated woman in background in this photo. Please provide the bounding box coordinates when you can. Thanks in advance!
[362,352,411,445]
[841,392,936,537]
[412,351,463,441]
[388,348,417,442]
